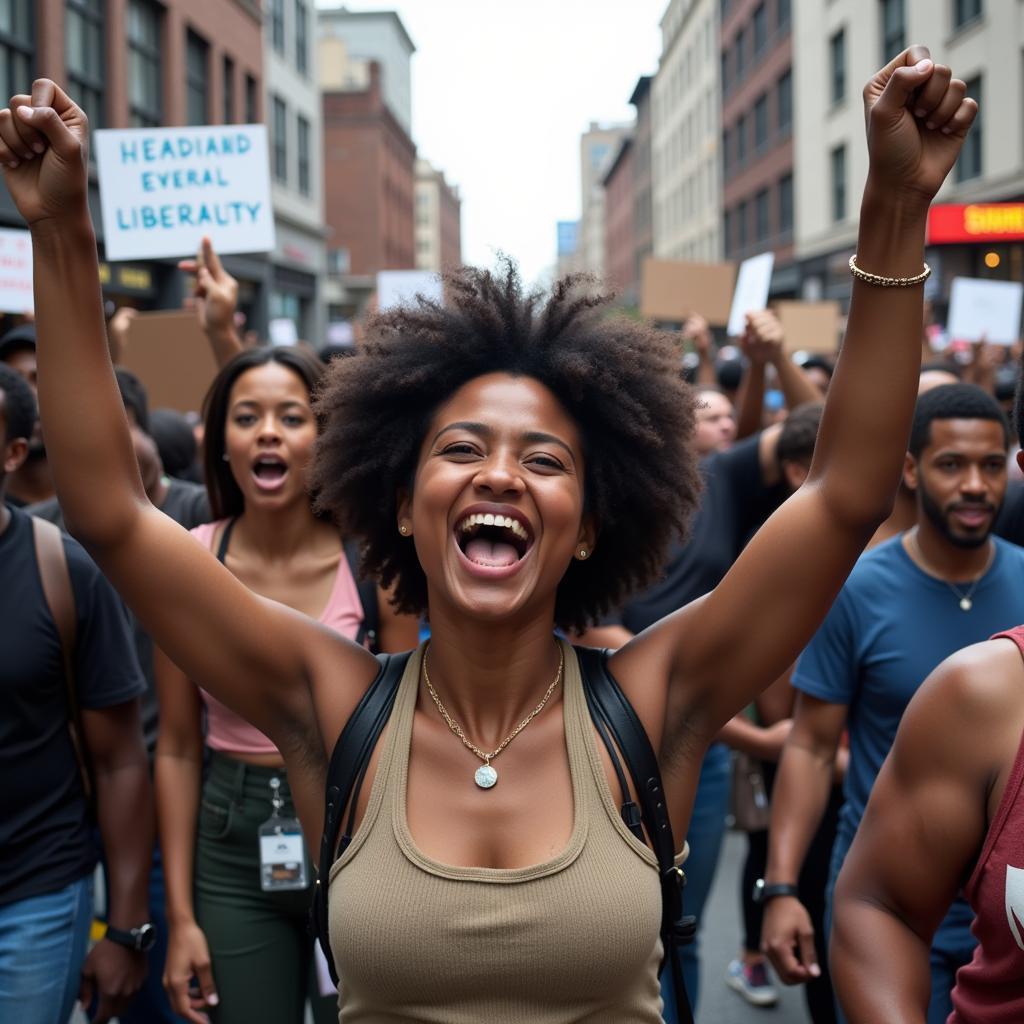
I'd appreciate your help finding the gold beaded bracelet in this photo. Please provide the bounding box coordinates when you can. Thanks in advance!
[849,254,931,288]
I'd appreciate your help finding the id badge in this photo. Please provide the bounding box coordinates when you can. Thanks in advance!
[258,816,309,892]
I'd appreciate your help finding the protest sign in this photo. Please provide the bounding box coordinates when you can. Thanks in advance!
[120,311,218,414]
[774,301,842,355]
[94,125,275,262]
[727,253,775,337]
[947,277,1024,346]
[640,258,736,325]
[0,228,33,313]
[268,318,299,348]
[377,270,444,311]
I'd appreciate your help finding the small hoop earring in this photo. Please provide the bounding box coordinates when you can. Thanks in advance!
[577,547,588,560]
[399,524,409,536]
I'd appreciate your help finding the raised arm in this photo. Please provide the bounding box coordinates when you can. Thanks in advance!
[0,82,374,755]
[830,644,1014,1022]
[178,236,246,368]
[614,48,978,740]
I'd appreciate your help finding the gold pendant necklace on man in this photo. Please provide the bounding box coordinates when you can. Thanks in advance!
[422,644,565,789]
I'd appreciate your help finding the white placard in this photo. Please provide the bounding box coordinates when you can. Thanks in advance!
[727,252,775,337]
[94,125,276,261]
[0,228,33,313]
[268,318,299,348]
[947,277,1024,346]
[377,270,443,311]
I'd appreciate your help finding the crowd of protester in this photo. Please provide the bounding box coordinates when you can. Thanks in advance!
[2,44,1023,1024]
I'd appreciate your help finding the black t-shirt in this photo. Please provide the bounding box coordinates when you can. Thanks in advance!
[28,478,210,754]
[612,432,788,633]
[994,481,1024,546]
[0,504,146,904]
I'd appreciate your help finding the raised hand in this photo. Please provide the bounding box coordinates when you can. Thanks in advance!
[863,46,977,206]
[0,80,88,227]
[740,310,784,366]
[178,236,239,338]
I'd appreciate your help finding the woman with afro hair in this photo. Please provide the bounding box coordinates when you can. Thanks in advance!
[3,46,976,1023]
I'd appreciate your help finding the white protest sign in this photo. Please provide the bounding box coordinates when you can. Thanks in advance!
[268,318,299,347]
[947,277,1024,346]
[377,270,443,311]
[94,125,275,261]
[0,228,33,313]
[727,252,775,337]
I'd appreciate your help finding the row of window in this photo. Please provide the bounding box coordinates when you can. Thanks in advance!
[721,0,790,96]
[722,69,791,176]
[724,172,793,255]
[271,96,312,196]
[269,0,311,77]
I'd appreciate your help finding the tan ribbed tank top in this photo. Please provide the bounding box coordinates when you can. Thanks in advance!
[327,640,665,1022]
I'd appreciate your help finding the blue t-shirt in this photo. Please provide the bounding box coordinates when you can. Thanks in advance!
[793,534,1024,944]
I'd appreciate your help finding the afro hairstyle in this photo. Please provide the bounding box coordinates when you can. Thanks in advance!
[310,261,701,632]
[0,362,37,443]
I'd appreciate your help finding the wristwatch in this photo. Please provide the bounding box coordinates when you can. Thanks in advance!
[104,922,157,953]
[752,879,800,905]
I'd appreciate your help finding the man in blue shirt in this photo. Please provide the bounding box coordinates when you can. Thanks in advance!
[761,383,1024,1024]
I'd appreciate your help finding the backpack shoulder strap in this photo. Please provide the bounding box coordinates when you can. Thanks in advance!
[312,649,412,984]
[344,538,380,654]
[575,645,695,1024]
[31,517,94,807]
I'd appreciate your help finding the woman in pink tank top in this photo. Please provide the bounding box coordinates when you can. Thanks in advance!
[154,340,418,1024]
[831,618,1024,1021]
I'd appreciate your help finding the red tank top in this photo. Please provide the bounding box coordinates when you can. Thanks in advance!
[948,624,1024,1023]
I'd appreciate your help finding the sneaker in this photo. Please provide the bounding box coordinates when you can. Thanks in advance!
[725,958,779,1007]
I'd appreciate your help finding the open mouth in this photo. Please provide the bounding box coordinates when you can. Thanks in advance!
[454,512,533,569]
[251,454,289,490]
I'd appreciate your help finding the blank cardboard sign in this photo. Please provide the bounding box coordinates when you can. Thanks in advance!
[774,301,842,355]
[120,310,219,414]
[640,258,736,325]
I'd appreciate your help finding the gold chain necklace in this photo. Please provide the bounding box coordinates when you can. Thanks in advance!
[422,644,565,790]
[908,530,995,612]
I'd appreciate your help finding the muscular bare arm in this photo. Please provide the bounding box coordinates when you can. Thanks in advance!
[831,642,1020,1022]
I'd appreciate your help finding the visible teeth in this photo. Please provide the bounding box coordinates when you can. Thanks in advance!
[484,513,495,526]
[456,513,529,541]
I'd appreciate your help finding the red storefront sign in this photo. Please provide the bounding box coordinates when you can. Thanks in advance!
[928,203,1024,244]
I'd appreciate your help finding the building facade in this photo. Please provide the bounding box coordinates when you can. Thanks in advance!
[0,0,266,321]
[577,122,631,279]
[414,158,462,272]
[630,75,655,292]
[651,0,721,262]
[602,135,636,302]
[793,0,1023,304]
[720,0,795,293]
[265,0,326,344]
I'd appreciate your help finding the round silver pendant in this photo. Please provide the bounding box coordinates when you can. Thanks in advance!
[474,764,498,789]
[960,597,973,612]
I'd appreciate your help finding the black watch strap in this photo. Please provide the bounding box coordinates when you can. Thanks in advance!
[105,922,156,953]
[752,879,800,905]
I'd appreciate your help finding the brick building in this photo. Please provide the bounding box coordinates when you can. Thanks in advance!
[720,0,796,296]
[0,0,266,316]
[629,75,654,293]
[414,158,462,273]
[602,135,636,302]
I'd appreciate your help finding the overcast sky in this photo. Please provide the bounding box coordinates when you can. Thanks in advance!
[317,1,668,287]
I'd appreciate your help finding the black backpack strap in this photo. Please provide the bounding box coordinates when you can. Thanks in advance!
[344,538,380,654]
[311,649,412,985]
[575,645,696,1024]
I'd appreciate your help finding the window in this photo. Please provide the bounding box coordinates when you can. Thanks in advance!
[754,92,768,149]
[956,75,982,181]
[272,95,287,182]
[738,199,749,249]
[880,0,905,61]
[270,0,285,54]
[779,172,793,233]
[0,0,32,103]
[777,69,792,132]
[722,126,731,174]
[735,27,746,79]
[756,188,770,241]
[222,56,234,124]
[736,113,747,164]
[953,0,982,30]
[127,0,161,127]
[720,51,730,95]
[244,73,258,123]
[753,3,767,54]
[777,0,790,29]
[295,0,309,75]
[831,144,847,222]
[830,28,846,104]
[66,0,105,128]
[297,114,311,195]
[185,29,209,126]
[724,208,734,253]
